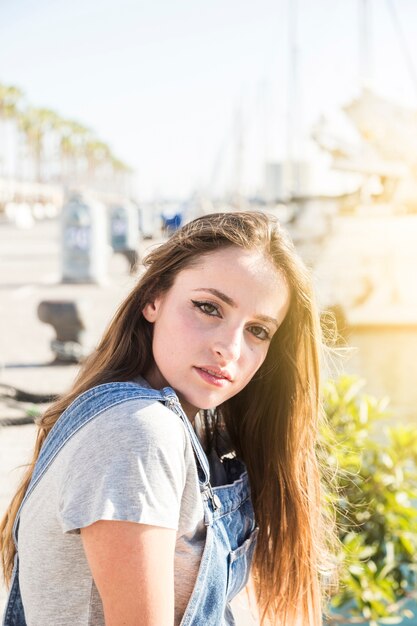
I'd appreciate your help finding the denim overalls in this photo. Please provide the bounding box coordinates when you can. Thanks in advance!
[3,382,258,626]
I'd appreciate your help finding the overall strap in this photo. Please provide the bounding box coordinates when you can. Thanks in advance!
[161,391,220,516]
[160,391,211,488]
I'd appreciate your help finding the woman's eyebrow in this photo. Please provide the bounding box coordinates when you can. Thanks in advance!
[192,288,279,327]
[192,288,236,307]
[256,314,279,328]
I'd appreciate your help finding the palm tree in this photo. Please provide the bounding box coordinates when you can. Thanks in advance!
[58,120,84,185]
[0,83,23,118]
[63,120,93,185]
[18,107,60,182]
[84,138,112,188]
[111,156,134,194]
[59,131,77,184]
[0,84,23,177]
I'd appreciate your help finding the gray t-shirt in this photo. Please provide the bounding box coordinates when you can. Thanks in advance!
[18,397,206,625]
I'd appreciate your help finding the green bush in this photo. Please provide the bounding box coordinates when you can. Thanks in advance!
[322,376,417,625]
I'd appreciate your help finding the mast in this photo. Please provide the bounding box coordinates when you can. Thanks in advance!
[232,104,244,202]
[359,0,372,89]
[286,0,299,197]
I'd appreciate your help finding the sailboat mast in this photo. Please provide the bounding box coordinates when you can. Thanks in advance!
[286,0,299,197]
[359,0,372,88]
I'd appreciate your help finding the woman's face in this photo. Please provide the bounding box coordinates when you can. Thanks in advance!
[143,246,290,419]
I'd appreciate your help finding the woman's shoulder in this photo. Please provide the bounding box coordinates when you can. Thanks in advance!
[72,389,188,452]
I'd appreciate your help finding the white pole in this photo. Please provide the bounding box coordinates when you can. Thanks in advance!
[359,0,372,89]
[286,0,298,197]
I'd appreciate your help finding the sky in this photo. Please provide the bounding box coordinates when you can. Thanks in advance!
[1,0,417,200]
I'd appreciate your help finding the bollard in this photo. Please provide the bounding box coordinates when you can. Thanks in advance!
[109,202,139,273]
[61,191,108,284]
[37,300,87,364]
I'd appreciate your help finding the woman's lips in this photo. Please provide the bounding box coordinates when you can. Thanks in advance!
[194,366,232,387]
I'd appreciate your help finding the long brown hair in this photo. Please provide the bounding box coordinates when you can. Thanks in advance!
[1,211,334,624]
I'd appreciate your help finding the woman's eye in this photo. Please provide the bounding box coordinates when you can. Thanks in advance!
[191,300,220,317]
[248,325,270,341]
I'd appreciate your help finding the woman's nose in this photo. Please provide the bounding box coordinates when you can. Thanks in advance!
[213,328,242,362]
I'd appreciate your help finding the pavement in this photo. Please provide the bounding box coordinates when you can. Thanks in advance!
[0,217,257,624]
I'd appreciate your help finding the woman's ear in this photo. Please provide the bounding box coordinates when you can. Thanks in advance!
[142,299,159,323]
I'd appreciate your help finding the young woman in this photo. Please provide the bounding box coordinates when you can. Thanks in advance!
[1,211,334,625]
